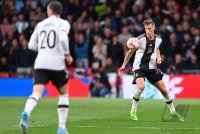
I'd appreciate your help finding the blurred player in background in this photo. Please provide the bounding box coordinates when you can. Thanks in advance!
[119,19,184,122]
[20,1,72,134]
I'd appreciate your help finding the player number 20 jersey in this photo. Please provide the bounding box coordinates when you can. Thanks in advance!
[28,16,70,70]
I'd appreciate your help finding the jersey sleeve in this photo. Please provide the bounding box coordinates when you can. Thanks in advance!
[155,34,162,48]
[158,38,162,48]
[59,21,70,54]
[28,24,38,51]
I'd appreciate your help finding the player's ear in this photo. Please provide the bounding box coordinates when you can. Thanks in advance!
[47,6,52,17]
[153,24,156,30]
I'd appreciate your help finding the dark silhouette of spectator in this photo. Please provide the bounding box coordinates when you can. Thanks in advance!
[103,27,112,45]
[90,21,103,40]
[16,38,35,77]
[174,24,184,42]
[25,20,36,40]
[104,58,117,73]
[0,17,11,37]
[100,6,112,21]
[106,0,120,14]
[87,3,98,21]
[191,11,200,28]
[107,35,124,67]
[6,30,15,45]
[129,19,142,37]
[21,0,32,20]
[190,26,200,45]
[167,53,186,74]
[0,57,9,72]
[74,32,89,69]
[90,69,111,97]
[177,33,193,58]
[163,32,179,61]
[77,10,93,24]
[171,12,182,28]
[0,32,2,47]
[194,41,200,63]
[159,54,171,73]
[0,38,11,59]
[66,0,82,20]
[186,54,199,70]
[6,1,17,23]
[9,39,19,75]
[112,9,123,32]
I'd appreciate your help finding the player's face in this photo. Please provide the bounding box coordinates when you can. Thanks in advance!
[144,24,155,39]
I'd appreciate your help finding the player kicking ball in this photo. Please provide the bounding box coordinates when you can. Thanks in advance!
[20,1,72,134]
[119,19,184,122]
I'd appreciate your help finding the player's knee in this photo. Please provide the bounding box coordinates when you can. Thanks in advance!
[59,84,68,95]
[161,89,168,95]
[29,92,41,101]
[160,86,168,95]
[59,89,68,95]
[137,84,145,91]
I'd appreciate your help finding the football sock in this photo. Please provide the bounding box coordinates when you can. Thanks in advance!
[24,93,41,116]
[131,88,143,111]
[58,94,69,129]
[162,93,176,114]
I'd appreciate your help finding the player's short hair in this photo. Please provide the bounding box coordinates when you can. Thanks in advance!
[143,19,155,26]
[48,1,63,15]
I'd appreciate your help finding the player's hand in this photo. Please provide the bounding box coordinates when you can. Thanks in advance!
[118,66,125,76]
[156,58,161,64]
[130,46,138,51]
[65,55,73,65]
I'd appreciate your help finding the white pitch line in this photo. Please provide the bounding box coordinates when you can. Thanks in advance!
[73,125,200,130]
[10,125,200,131]
[76,126,161,130]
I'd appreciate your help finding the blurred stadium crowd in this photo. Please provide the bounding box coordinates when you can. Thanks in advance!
[0,0,200,78]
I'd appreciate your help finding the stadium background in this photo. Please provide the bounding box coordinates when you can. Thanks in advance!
[0,0,199,98]
[0,0,200,134]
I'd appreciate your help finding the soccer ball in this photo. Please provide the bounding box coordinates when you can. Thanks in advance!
[127,37,140,49]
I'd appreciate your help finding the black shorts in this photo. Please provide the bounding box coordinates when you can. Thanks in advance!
[132,69,163,85]
[34,69,68,89]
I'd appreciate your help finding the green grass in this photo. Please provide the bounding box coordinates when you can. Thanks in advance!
[0,98,199,134]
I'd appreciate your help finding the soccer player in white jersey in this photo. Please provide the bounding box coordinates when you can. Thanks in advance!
[20,1,72,134]
[119,19,184,122]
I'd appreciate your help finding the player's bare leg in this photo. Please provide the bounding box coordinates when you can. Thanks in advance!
[20,84,45,134]
[154,80,184,122]
[130,78,145,121]
[57,83,69,134]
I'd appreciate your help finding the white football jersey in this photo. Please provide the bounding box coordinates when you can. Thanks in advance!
[28,16,70,70]
[133,34,162,70]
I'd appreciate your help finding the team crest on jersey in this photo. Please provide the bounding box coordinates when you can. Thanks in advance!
[146,47,153,54]
[156,69,162,74]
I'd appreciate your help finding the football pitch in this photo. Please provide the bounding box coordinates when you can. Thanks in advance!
[0,98,199,134]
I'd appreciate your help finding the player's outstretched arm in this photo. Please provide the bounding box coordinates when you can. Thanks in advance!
[156,48,161,64]
[118,49,135,76]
